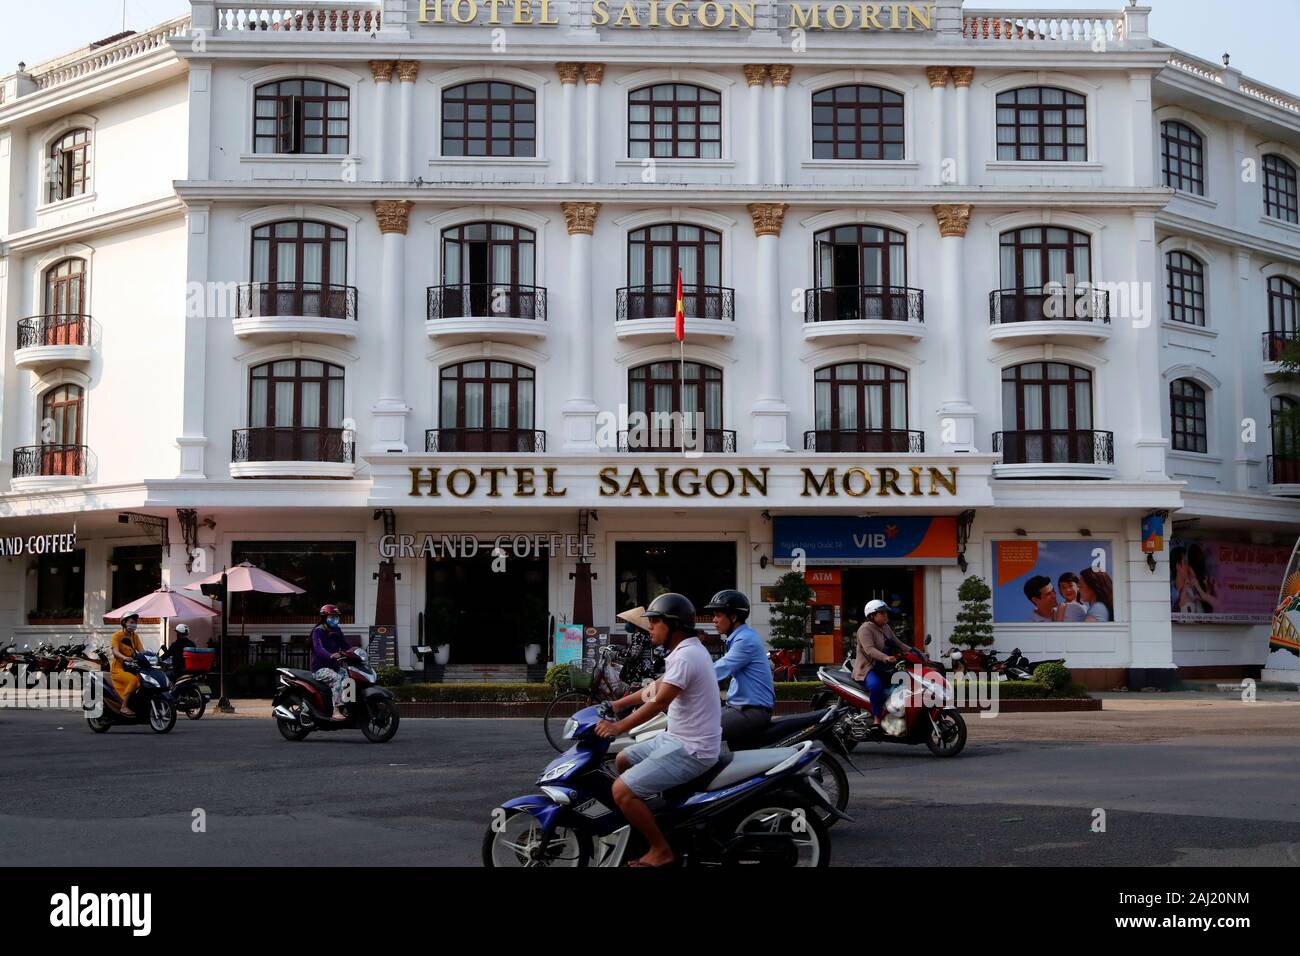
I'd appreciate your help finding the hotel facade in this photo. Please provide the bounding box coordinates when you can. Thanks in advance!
[2,0,1299,687]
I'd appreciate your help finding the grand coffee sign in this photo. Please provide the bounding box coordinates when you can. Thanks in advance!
[417,0,936,30]
[409,464,960,498]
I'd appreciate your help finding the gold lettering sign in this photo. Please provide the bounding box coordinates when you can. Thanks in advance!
[419,0,934,29]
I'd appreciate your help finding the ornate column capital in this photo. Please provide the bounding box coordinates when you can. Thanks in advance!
[933,204,973,238]
[368,60,395,83]
[582,63,606,85]
[374,200,413,235]
[951,67,976,89]
[556,62,581,85]
[563,202,601,236]
[926,67,952,89]
[743,64,769,87]
[768,64,793,88]
[748,203,788,237]
[395,60,421,84]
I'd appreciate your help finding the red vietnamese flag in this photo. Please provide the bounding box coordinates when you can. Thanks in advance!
[674,267,685,342]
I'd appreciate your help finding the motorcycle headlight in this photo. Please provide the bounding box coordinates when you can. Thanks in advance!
[140,674,159,688]
[562,718,578,740]
[538,759,580,783]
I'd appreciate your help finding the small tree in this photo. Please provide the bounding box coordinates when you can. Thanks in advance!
[951,575,995,648]
[768,571,815,651]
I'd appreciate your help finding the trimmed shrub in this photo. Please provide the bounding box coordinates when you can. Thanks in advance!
[375,666,406,687]
[1032,661,1071,692]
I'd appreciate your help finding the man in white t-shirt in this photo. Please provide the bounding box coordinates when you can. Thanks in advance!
[596,592,721,868]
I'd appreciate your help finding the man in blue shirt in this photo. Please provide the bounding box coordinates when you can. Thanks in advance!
[703,589,776,745]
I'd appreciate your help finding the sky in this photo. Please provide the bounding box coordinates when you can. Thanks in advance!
[0,0,1296,93]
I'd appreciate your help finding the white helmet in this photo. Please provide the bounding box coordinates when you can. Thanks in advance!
[174,624,190,635]
[864,599,891,618]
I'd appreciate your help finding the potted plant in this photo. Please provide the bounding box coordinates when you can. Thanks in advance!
[521,595,548,665]
[768,571,815,671]
[426,598,454,665]
[27,606,83,625]
[951,575,995,669]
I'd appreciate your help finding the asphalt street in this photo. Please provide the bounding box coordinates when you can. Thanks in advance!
[2,701,1299,866]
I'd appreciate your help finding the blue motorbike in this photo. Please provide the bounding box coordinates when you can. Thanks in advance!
[85,651,177,734]
[483,703,846,867]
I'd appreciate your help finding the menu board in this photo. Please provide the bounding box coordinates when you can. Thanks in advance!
[367,626,398,667]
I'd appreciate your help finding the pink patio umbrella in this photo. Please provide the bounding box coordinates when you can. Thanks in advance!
[104,585,221,624]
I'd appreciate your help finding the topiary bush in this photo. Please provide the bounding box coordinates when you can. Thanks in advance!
[1032,661,1071,692]
[544,663,571,693]
[951,575,995,648]
[375,666,406,687]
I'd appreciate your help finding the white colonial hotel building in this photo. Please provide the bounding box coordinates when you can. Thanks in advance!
[1,0,1298,687]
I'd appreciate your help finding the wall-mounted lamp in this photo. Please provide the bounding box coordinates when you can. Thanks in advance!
[759,555,769,570]
[1146,553,1157,573]
[1014,528,1028,537]
[957,554,968,573]
[760,511,772,523]
[1078,528,1092,537]
[201,517,217,530]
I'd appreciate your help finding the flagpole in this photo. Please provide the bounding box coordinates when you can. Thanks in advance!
[677,267,685,453]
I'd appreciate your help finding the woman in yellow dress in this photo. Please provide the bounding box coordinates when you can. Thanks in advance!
[110,612,144,717]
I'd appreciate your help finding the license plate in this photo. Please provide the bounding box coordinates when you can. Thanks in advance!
[996,673,1008,682]
[198,685,212,696]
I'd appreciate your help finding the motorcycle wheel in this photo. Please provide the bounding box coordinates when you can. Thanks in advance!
[808,752,850,827]
[728,793,831,867]
[543,691,593,752]
[177,685,206,720]
[361,699,400,743]
[86,714,112,733]
[481,809,592,867]
[925,709,967,757]
[149,699,177,734]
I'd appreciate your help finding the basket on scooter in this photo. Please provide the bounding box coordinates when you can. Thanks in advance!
[183,648,215,673]
[568,661,597,693]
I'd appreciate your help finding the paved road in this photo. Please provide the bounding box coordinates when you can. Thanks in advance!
[2,703,1299,866]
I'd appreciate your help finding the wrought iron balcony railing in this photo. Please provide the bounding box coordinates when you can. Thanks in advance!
[1269,455,1300,485]
[425,428,547,453]
[231,427,354,464]
[427,283,547,322]
[993,429,1115,465]
[16,314,90,350]
[617,428,736,453]
[237,282,358,321]
[616,284,734,322]
[1264,331,1298,362]
[12,444,88,478]
[803,429,925,453]
[802,286,924,324]
[989,287,1111,325]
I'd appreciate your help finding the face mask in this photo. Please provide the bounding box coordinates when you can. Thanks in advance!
[125,623,137,633]
[326,617,339,627]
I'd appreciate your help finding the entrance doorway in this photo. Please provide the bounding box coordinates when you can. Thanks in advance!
[425,550,549,665]
[614,541,737,620]
[841,566,922,650]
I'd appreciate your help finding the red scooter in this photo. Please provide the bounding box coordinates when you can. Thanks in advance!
[812,637,967,757]
[271,647,399,743]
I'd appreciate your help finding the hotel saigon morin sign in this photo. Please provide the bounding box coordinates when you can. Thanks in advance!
[418,1,937,30]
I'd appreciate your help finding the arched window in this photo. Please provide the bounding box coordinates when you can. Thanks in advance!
[47,128,91,203]
[997,227,1094,323]
[245,359,346,462]
[254,79,350,154]
[37,258,88,346]
[628,83,721,159]
[40,384,85,476]
[1000,362,1097,463]
[1161,121,1204,195]
[441,82,536,157]
[1271,395,1300,483]
[1267,276,1300,360]
[810,224,910,322]
[1264,155,1299,224]
[437,361,538,451]
[1166,251,1205,327]
[626,361,727,452]
[1170,379,1208,454]
[249,220,349,318]
[811,362,914,452]
[438,222,539,319]
[811,85,904,160]
[624,223,725,320]
[996,87,1086,162]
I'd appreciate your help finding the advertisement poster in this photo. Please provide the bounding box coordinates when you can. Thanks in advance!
[554,624,585,667]
[1269,539,1300,657]
[1171,537,1291,624]
[773,516,957,566]
[992,539,1115,624]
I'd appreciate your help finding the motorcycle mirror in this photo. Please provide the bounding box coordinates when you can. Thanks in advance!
[924,635,932,645]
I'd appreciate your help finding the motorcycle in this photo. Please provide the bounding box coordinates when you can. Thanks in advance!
[483,702,845,867]
[813,638,967,758]
[164,648,214,720]
[272,647,400,743]
[85,651,177,734]
[769,647,802,682]
[948,645,1063,681]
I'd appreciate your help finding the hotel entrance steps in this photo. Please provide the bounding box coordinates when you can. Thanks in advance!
[440,664,531,684]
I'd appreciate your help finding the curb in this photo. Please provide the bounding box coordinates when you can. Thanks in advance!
[391,697,1102,718]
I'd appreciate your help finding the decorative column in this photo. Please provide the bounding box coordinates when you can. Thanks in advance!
[1129,70,1155,187]
[562,202,601,450]
[1132,210,1168,477]
[583,64,605,184]
[933,204,977,452]
[951,67,974,185]
[396,61,419,182]
[177,204,211,477]
[926,67,950,186]
[1233,250,1257,489]
[749,203,790,451]
[371,200,413,453]
[743,65,768,186]
[556,63,579,183]
[368,60,395,182]
[769,65,792,185]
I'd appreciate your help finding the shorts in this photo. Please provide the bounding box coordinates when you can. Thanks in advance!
[618,733,717,799]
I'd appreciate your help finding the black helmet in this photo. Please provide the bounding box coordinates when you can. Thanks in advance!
[702,589,750,622]
[644,592,696,634]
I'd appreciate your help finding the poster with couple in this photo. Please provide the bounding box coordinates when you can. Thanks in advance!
[992,539,1115,624]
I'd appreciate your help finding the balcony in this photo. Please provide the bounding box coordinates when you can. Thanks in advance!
[11,444,90,492]
[804,429,925,453]
[618,428,737,453]
[425,428,547,453]
[230,427,355,479]
[1263,332,1297,375]
[425,284,547,343]
[14,315,94,371]
[988,287,1112,343]
[232,282,358,341]
[1268,455,1300,497]
[801,286,926,343]
[993,429,1116,479]
[615,285,736,341]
